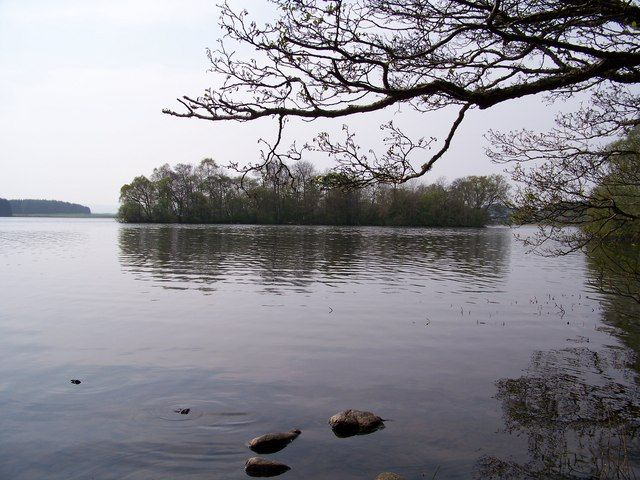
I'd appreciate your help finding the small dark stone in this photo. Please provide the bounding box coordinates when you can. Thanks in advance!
[174,408,190,415]
[245,457,291,477]
[329,409,384,437]
[248,428,301,454]
[70,379,81,385]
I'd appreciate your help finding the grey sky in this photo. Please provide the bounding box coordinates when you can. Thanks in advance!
[0,0,564,213]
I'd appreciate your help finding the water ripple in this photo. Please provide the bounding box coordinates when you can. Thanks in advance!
[118,225,512,294]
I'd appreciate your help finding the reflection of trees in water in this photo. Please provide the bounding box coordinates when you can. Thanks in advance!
[586,243,640,304]
[479,253,640,479]
[587,247,640,375]
[118,225,510,292]
[478,344,640,479]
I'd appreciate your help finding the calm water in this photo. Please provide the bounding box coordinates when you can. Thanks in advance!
[1,218,639,479]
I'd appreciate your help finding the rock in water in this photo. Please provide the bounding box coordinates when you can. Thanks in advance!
[70,379,81,385]
[376,474,405,480]
[248,428,301,454]
[244,457,291,477]
[329,409,384,437]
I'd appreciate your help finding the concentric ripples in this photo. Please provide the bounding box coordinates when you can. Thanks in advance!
[135,397,256,431]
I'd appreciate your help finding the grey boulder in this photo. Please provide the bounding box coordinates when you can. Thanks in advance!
[245,457,291,477]
[248,428,301,454]
[329,409,384,437]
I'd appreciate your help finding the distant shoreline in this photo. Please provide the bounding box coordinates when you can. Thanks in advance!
[9,213,116,219]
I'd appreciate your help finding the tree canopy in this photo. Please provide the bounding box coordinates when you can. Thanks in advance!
[0,198,12,217]
[9,199,91,215]
[118,159,509,227]
[164,0,640,184]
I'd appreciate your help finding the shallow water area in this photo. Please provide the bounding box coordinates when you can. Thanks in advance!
[1,218,639,479]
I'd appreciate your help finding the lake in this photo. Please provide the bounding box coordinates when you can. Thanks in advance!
[1,218,639,479]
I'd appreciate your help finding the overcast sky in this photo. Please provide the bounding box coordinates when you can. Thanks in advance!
[0,0,567,213]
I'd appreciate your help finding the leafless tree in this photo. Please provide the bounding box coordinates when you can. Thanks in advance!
[163,0,640,185]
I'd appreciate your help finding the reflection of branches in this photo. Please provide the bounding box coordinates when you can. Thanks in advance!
[478,346,640,479]
[587,243,640,304]
[118,226,511,293]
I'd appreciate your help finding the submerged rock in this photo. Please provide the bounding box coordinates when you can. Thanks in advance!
[245,457,291,477]
[329,409,384,437]
[70,379,81,385]
[376,473,405,480]
[248,428,301,454]
[175,408,190,415]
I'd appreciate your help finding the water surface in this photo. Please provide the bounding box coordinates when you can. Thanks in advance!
[1,219,638,479]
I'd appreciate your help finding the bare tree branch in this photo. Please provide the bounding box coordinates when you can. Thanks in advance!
[163,0,640,184]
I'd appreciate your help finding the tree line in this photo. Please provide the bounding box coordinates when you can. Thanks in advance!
[118,160,510,227]
[0,199,92,216]
[0,199,11,217]
[7,199,91,215]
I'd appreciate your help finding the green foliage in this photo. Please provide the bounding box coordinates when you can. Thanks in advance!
[584,128,640,244]
[118,159,509,227]
[450,174,510,210]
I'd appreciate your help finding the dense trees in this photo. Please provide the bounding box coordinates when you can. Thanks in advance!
[9,199,91,215]
[118,159,509,227]
[0,198,11,217]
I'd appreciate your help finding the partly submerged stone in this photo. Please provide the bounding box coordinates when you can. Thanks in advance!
[376,473,405,480]
[329,409,384,437]
[245,457,291,477]
[248,428,301,454]
[70,379,81,385]
[175,408,190,415]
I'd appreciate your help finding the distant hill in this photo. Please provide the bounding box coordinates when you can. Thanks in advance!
[9,199,91,215]
[0,198,11,216]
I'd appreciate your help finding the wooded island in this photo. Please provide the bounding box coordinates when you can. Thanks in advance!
[118,160,509,227]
